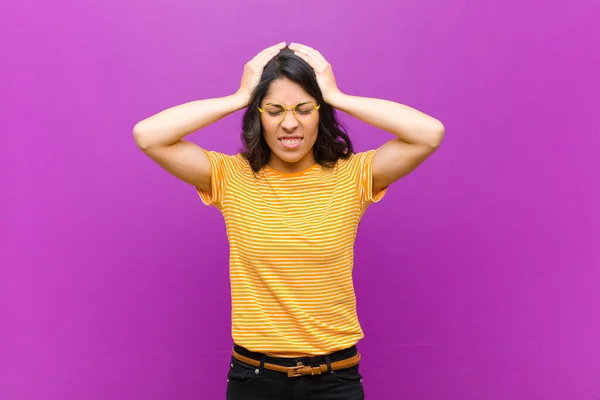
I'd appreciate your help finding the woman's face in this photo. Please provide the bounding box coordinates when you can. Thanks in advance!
[259,78,320,173]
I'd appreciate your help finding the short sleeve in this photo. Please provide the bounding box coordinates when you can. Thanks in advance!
[196,149,235,209]
[350,149,389,208]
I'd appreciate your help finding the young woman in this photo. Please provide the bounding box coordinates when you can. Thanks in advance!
[133,41,444,400]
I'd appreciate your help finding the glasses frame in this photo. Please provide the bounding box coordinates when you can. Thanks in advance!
[258,101,321,124]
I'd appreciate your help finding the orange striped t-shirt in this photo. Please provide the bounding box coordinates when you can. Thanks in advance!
[197,149,387,357]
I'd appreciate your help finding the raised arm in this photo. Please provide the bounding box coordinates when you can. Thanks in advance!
[133,42,287,193]
[289,43,445,192]
[133,94,249,193]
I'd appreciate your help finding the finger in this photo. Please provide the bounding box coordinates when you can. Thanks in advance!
[289,42,305,50]
[255,46,282,67]
[260,42,285,59]
[289,43,318,56]
[251,45,284,68]
[293,50,321,70]
[293,48,326,70]
[267,41,287,54]
[249,42,285,64]
[313,50,328,65]
[249,48,271,63]
[290,43,327,67]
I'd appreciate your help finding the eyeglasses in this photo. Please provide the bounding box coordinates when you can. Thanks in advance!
[258,101,320,124]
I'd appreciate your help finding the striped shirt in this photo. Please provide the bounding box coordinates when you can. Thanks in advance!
[197,149,387,357]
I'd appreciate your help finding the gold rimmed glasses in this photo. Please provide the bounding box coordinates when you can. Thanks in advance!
[258,101,320,124]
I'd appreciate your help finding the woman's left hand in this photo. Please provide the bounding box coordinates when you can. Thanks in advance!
[289,43,343,105]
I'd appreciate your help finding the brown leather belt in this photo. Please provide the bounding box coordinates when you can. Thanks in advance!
[232,348,361,378]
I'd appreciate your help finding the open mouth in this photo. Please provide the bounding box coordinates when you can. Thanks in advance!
[279,137,303,149]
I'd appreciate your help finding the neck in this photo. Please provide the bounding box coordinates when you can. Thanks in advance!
[267,153,316,174]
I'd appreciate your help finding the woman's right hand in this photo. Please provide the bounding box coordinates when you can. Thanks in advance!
[235,42,287,106]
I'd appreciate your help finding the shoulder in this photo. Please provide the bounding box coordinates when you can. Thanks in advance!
[336,149,378,172]
[202,150,251,173]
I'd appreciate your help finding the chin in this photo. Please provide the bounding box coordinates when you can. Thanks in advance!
[274,152,306,164]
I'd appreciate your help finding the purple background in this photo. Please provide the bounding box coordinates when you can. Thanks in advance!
[2,0,599,399]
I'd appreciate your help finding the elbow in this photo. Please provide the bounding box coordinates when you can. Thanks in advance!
[428,122,445,149]
[133,122,151,150]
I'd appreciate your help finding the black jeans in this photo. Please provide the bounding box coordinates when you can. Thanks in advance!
[226,344,364,400]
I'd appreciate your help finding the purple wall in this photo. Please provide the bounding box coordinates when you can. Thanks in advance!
[3,0,599,399]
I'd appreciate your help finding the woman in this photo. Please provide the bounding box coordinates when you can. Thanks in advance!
[133,41,444,400]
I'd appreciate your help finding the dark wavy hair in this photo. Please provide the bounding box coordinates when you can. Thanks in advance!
[239,47,354,173]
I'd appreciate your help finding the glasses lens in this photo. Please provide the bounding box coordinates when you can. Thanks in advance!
[263,105,285,123]
[264,105,283,114]
[295,103,316,121]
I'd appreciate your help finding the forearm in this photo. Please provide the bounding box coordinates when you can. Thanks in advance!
[133,92,249,149]
[328,92,445,147]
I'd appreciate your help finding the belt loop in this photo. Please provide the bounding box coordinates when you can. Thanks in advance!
[259,354,266,375]
[326,355,332,373]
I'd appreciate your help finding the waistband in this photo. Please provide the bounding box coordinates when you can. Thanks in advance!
[233,344,358,367]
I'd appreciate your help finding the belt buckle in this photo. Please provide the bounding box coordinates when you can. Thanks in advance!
[287,363,321,378]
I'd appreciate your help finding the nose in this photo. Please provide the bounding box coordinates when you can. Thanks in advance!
[281,108,299,130]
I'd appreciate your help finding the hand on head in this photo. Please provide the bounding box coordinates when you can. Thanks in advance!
[236,42,342,107]
[236,42,287,105]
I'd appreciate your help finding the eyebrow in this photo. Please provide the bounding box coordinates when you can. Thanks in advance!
[265,101,313,106]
